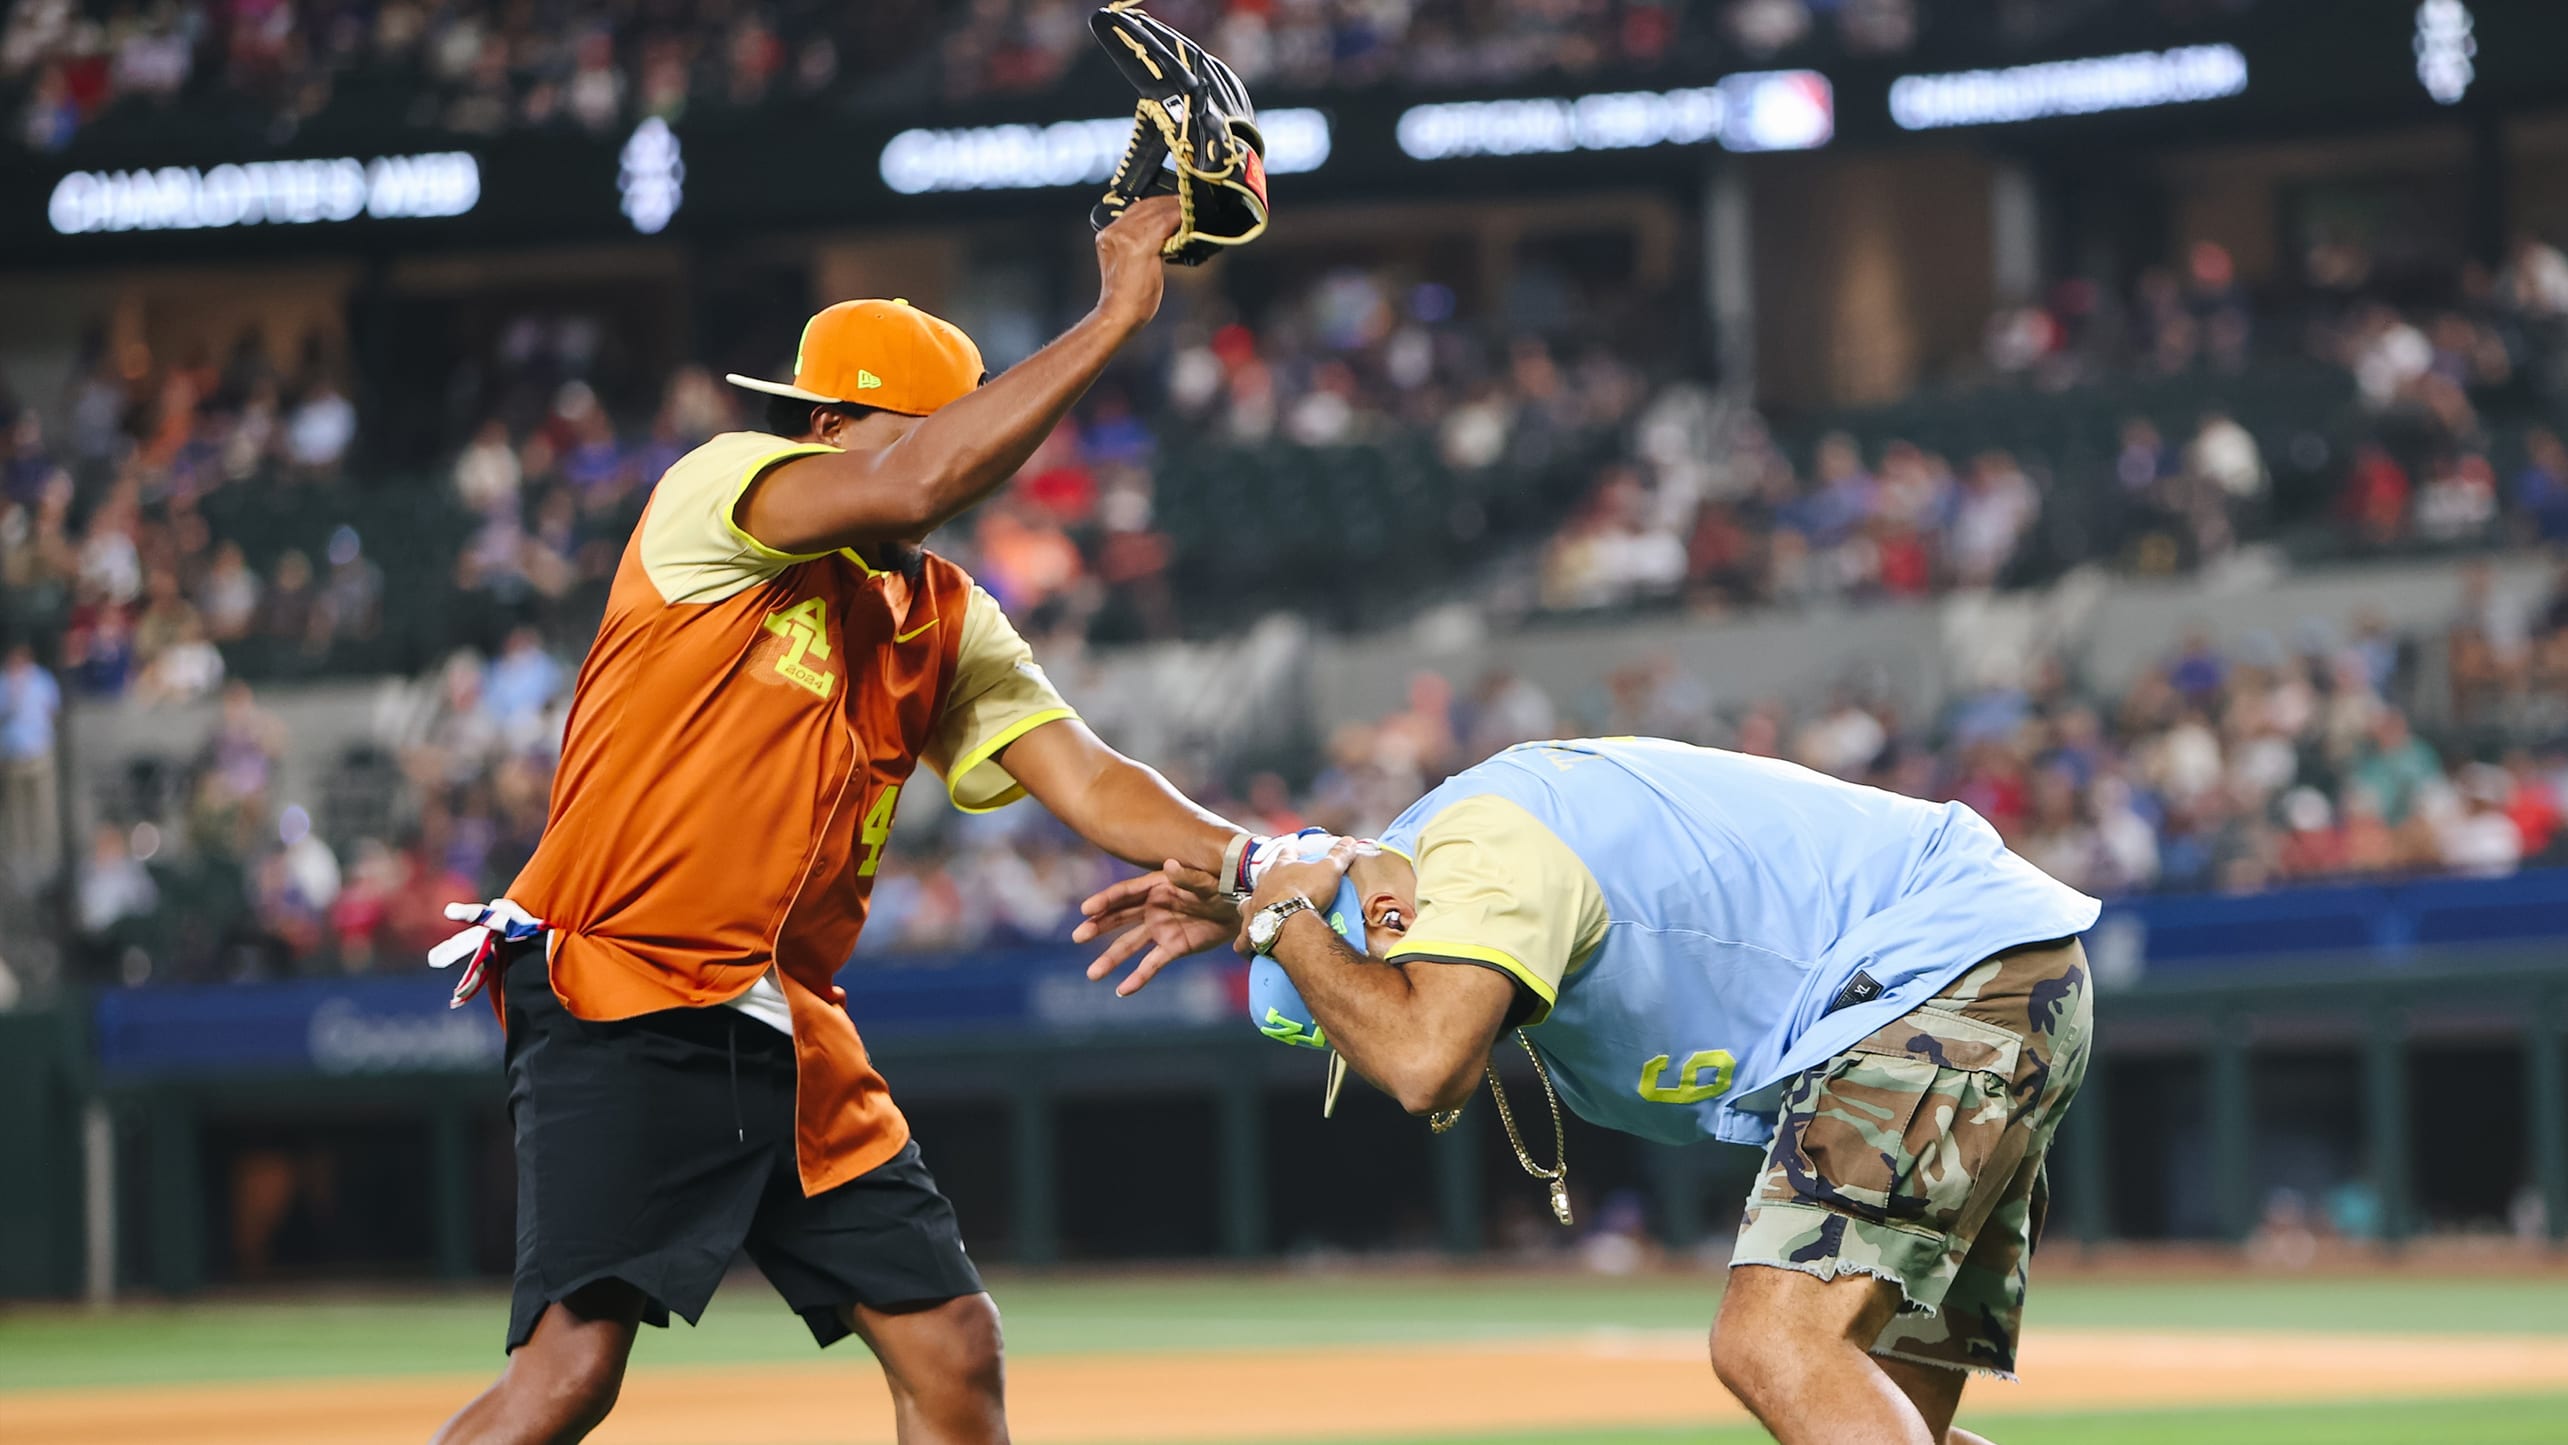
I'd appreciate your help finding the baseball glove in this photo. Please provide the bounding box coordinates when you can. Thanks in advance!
[1089,2,1268,265]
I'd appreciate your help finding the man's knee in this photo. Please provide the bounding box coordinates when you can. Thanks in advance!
[932,1292,1006,1398]
[1710,1308,1812,1409]
[546,1342,629,1429]
[1711,1265,1898,1404]
[495,1285,643,1439]
[506,1327,630,1435]
[865,1292,1006,1412]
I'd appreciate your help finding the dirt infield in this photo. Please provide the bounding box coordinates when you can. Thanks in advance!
[12,1328,2568,1445]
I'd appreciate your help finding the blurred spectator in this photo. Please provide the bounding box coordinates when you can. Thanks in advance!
[2516,428,2568,544]
[0,643,62,881]
[1947,451,2037,588]
[259,548,326,652]
[319,528,384,641]
[77,821,158,938]
[2348,304,2433,410]
[2349,710,2441,825]
[2437,765,2524,877]
[202,680,284,806]
[2175,411,2263,557]
[196,541,262,642]
[1462,669,1557,759]
[454,418,522,514]
[1541,467,1685,610]
[133,565,226,703]
[2340,445,2411,547]
[482,626,563,739]
[2415,453,2499,544]
[284,378,356,479]
[2499,233,2568,320]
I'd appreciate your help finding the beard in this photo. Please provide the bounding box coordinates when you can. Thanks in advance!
[872,540,927,579]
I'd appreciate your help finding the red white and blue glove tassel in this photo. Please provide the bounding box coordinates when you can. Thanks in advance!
[427,899,547,1008]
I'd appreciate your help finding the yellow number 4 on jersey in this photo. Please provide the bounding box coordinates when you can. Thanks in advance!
[858,783,901,877]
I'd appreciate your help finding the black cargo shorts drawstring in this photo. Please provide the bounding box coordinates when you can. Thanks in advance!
[726,1020,745,1144]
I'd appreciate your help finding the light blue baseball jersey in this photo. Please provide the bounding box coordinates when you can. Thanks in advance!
[1376,738,2099,1148]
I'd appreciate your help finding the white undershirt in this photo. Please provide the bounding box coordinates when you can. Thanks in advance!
[532,922,793,1034]
[723,967,795,1035]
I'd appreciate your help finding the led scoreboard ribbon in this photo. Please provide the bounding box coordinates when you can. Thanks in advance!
[47,152,480,235]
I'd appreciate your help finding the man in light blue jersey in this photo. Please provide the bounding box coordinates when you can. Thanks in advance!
[1078,737,2099,1445]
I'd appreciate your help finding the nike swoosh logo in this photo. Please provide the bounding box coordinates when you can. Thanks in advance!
[894,618,940,643]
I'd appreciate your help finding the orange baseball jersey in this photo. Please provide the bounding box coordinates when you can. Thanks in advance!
[507,429,1074,1194]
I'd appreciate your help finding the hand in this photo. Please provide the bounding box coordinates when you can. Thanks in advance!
[1076,858,1237,996]
[1093,195,1183,331]
[1233,837,1357,955]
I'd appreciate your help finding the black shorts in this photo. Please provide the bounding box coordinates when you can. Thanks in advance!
[500,947,982,1352]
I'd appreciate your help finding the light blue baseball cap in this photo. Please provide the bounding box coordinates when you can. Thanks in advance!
[1247,873,1366,1050]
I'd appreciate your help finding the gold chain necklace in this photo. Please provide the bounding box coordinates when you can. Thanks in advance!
[1430,1030,1572,1226]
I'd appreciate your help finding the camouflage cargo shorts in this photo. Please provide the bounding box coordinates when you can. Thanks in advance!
[1732,938,2093,1378]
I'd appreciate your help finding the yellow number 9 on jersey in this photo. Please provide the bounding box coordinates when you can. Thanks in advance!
[1637,1048,1737,1105]
[858,783,901,877]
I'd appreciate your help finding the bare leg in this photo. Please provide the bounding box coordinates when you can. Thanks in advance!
[431,1280,646,1445]
[1876,1353,2000,1443]
[846,1292,1009,1445]
[1710,1265,1935,1445]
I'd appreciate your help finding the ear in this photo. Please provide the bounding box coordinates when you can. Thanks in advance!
[1367,891,1410,936]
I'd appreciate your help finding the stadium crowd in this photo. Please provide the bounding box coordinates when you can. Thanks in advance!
[46,549,2568,985]
[1536,235,2568,614]
[0,335,384,704]
[3,0,1730,155]
[3,0,947,151]
[16,228,2568,710]
[14,0,2302,157]
[6,168,2567,986]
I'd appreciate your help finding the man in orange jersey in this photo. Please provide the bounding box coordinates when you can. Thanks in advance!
[432,198,1249,1445]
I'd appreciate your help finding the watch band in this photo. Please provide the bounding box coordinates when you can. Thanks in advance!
[1251,894,1315,954]
[1221,832,1259,898]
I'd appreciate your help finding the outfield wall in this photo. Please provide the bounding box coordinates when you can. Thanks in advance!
[4,879,2567,1299]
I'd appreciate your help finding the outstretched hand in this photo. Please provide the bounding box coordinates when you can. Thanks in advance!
[1232,836,1359,955]
[1075,859,1238,996]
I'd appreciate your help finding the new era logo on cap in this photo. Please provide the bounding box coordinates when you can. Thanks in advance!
[857,370,883,391]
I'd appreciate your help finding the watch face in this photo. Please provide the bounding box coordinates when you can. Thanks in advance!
[1249,908,1281,952]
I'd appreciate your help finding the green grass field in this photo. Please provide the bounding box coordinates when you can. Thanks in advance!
[1223,1397,2568,1445]
[6,1271,2565,1443]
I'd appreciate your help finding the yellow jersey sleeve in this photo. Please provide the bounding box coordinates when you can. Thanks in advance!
[921,584,1078,812]
[637,431,838,605]
[1383,794,1609,1024]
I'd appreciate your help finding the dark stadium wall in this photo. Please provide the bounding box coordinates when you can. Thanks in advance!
[9,956,2565,1298]
[812,236,968,330]
[2163,127,2481,290]
[361,246,691,467]
[1747,148,1997,409]
[2508,113,2568,247]
[0,1004,87,1298]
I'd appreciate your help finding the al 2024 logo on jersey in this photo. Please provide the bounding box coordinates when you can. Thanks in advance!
[755,597,901,876]
[763,597,836,698]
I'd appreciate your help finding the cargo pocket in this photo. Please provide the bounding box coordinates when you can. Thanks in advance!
[1789,1008,2024,1235]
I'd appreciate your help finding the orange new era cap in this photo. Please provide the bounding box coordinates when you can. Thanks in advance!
[725,299,986,418]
